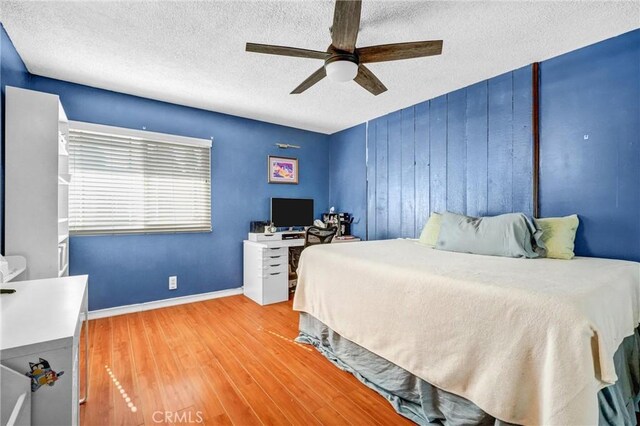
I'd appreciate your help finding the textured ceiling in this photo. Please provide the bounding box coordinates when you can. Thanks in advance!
[1,1,638,134]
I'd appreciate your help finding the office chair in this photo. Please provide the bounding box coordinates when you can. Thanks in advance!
[304,226,338,248]
[289,226,338,289]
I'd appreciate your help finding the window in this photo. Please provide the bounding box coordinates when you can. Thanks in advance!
[68,122,212,235]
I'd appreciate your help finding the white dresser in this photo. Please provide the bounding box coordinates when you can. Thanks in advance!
[1,275,88,426]
[243,241,290,305]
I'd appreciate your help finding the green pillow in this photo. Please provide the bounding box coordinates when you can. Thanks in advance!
[418,213,442,247]
[534,215,579,259]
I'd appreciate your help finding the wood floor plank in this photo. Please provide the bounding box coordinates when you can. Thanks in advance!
[330,394,384,425]
[126,312,169,425]
[141,310,195,413]
[211,299,330,413]
[80,295,413,426]
[188,302,288,425]
[199,301,322,426]
[154,306,232,425]
[217,297,412,425]
[173,304,264,426]
[213,298,391,426]
[212,298,345,400]
[83,318,114,426]
[111,314,145,426]
[313,406,353,426]
[222,298,370,396]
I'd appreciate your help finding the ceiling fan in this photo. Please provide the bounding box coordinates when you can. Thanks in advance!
[246,0,443,96]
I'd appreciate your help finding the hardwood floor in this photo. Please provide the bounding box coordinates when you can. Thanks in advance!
[80,295,413,425]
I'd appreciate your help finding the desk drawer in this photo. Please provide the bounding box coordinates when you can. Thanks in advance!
[259,262,287,275]
[261,272,288,305]
[263,246,287,256]
[262,253,286,264]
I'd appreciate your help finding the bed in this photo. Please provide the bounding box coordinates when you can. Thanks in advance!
[292,239,640,425]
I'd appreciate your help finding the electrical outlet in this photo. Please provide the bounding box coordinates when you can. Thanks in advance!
[169,276,177,290]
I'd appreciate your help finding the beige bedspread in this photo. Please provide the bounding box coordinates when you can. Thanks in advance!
[292,239,640,425]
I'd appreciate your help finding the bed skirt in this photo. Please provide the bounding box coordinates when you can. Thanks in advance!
[296,313,640,426]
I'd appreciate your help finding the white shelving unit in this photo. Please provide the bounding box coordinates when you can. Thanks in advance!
[58,117,70,277]
[1,256,27,283]
[5,86,70,280]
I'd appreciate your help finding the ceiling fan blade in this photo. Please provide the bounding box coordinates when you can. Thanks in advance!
[246,43,330,60]
[291,67,327,94]
[354,65,387,96]
[357,40,443,63]
[331,0,362,53]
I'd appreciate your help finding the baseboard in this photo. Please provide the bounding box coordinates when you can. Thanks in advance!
[88,287,244,320]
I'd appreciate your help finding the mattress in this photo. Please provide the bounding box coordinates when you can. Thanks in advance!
[297,312,640,425]
[293,239,640,425]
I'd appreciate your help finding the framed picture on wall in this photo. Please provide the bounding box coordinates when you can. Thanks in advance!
[268,156,298,184]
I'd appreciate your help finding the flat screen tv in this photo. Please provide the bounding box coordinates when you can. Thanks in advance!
[271,198,314,228]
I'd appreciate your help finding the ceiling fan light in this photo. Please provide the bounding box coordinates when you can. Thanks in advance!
[325,60,358,83]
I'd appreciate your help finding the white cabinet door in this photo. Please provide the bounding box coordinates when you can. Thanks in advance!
[261,272,288,305]
[0,364,31,426]
[2,347,74,426]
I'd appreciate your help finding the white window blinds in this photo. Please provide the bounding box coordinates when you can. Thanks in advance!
[68,122,212,235]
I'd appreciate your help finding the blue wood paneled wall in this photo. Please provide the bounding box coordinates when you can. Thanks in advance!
[329,124,368,238]
[539,29,640,261]
[367,66,533,240]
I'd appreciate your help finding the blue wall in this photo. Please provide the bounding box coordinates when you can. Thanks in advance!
[540,29,640,261]
[365,66,533,240]
[328,29,640,261]
[1,24,330,310]
[328,123,367,238]
[29,76,330,310]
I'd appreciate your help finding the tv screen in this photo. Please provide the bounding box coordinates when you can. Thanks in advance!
[271,198,314,228]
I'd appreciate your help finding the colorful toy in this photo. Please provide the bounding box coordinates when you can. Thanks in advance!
[26,358,64,392]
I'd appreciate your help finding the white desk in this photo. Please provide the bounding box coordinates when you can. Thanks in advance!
[1,275,88,426]
[243,232,360,305]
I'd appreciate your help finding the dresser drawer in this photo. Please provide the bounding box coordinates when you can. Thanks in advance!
[262,253,286,264]
[253,259,287,276]
[260,261,287,275]
[261,272,288,305]
[263,246,287,256]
